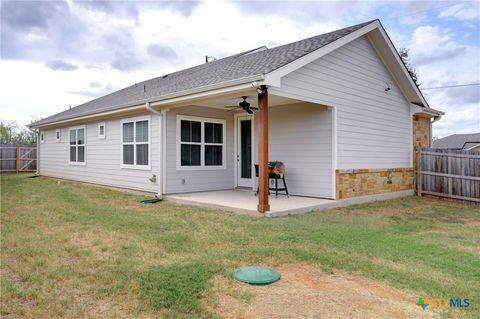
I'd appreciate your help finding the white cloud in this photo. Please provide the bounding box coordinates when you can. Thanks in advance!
[136,0,341,65]
[431,99,479,137]
[438,2,480,21]
[412,25,449,46]
[407,25,480,137]
[0,60,143,124]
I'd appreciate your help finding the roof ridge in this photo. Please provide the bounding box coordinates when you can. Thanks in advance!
[444,132,480,137]
[265,19,376,53]
[119,45,269,87]
[225,19,377,75]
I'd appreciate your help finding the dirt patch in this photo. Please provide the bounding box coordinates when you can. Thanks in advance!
[213,264,439,319]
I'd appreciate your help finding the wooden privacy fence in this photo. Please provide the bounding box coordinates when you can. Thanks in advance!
[0,144,37,173]
[417,148,480,203]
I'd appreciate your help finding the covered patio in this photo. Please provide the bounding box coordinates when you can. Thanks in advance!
[163,85,335,214]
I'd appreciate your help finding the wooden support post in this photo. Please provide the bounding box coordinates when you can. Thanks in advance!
[257,85,270,213]
[16,144,20,173]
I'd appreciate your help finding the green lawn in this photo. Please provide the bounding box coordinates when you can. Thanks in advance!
[1,173,479,318]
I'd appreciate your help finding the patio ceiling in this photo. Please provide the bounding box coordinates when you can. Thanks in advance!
[185,90,303,110]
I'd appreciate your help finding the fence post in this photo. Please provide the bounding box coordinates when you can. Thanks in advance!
[16,144,20,173]
[416,149,422,196]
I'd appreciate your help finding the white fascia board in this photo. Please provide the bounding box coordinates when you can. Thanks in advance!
[372,23,430,108]
[30,105,147,129]
[150,79,264,108]
[410,103,444,117]
[428,107,445,116]
[264,21,380,87]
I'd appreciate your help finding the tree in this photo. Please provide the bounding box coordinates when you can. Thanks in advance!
[0,121,36,145]
[0,122,12,144]
[399,48,420,86]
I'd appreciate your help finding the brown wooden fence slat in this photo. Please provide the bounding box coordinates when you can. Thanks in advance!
[421,191,480,203]
[418,148,480,203]
[421,151,480,159]
[0,144,37,172]
[420,171,480,181]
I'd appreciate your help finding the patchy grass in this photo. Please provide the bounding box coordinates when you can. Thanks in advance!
[137,262,221,318]
[1,174,479,318]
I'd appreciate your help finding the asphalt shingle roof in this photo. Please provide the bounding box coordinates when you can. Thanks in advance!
[433,133,480,149]
[31,20,374,127]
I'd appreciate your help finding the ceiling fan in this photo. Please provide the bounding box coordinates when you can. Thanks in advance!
[225,96,258,114]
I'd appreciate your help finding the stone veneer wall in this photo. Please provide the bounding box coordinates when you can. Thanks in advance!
[412,115,431,166]
[336,168,414,199]
[412,115,432,190]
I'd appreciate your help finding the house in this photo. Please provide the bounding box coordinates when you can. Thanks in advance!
[433,133,480,152]
[29,19,444,213]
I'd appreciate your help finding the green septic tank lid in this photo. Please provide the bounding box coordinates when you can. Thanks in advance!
[234,266,281,285]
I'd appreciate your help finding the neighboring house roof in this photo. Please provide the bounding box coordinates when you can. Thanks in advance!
[433,133,480,149]
[30,19,434,128]
[463,142,480,151]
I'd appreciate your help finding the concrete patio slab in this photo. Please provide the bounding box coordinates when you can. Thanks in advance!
[166,189,414,217]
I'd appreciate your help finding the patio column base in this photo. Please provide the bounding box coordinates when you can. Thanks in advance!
[257,204,270,213]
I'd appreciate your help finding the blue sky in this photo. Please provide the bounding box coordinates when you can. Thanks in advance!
[1,0,479,137]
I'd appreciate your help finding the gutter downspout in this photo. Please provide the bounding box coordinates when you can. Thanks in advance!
[431,114,442,123]
[36,131,40,175]
[161,109,167,196]
[430,114,442,147]
[145,102,165,199]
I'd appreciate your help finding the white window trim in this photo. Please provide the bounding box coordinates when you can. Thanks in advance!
[68,125,87,166]
[40,131,45,144]
[120,115,151,170]
[176,115,226,171]
[55,129,61,142]
[98,122,106,139]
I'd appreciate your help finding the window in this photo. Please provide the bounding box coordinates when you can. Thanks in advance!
[98,122,105,139]
[40,131,44,143]
[69,126,86,165]
[56,129,60,142]
[121,117,150,169]
[180,120,201,166]
[177,116,225,170]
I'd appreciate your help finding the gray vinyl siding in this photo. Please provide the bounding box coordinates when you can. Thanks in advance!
[39,112,160,192]
[272,35,412,169]
[258,104,333,198]
[165,105,235,193]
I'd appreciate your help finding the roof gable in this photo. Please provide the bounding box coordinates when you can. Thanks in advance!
[264,20,429,108]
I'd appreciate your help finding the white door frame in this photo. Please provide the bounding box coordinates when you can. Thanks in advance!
[234,113,254,189]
